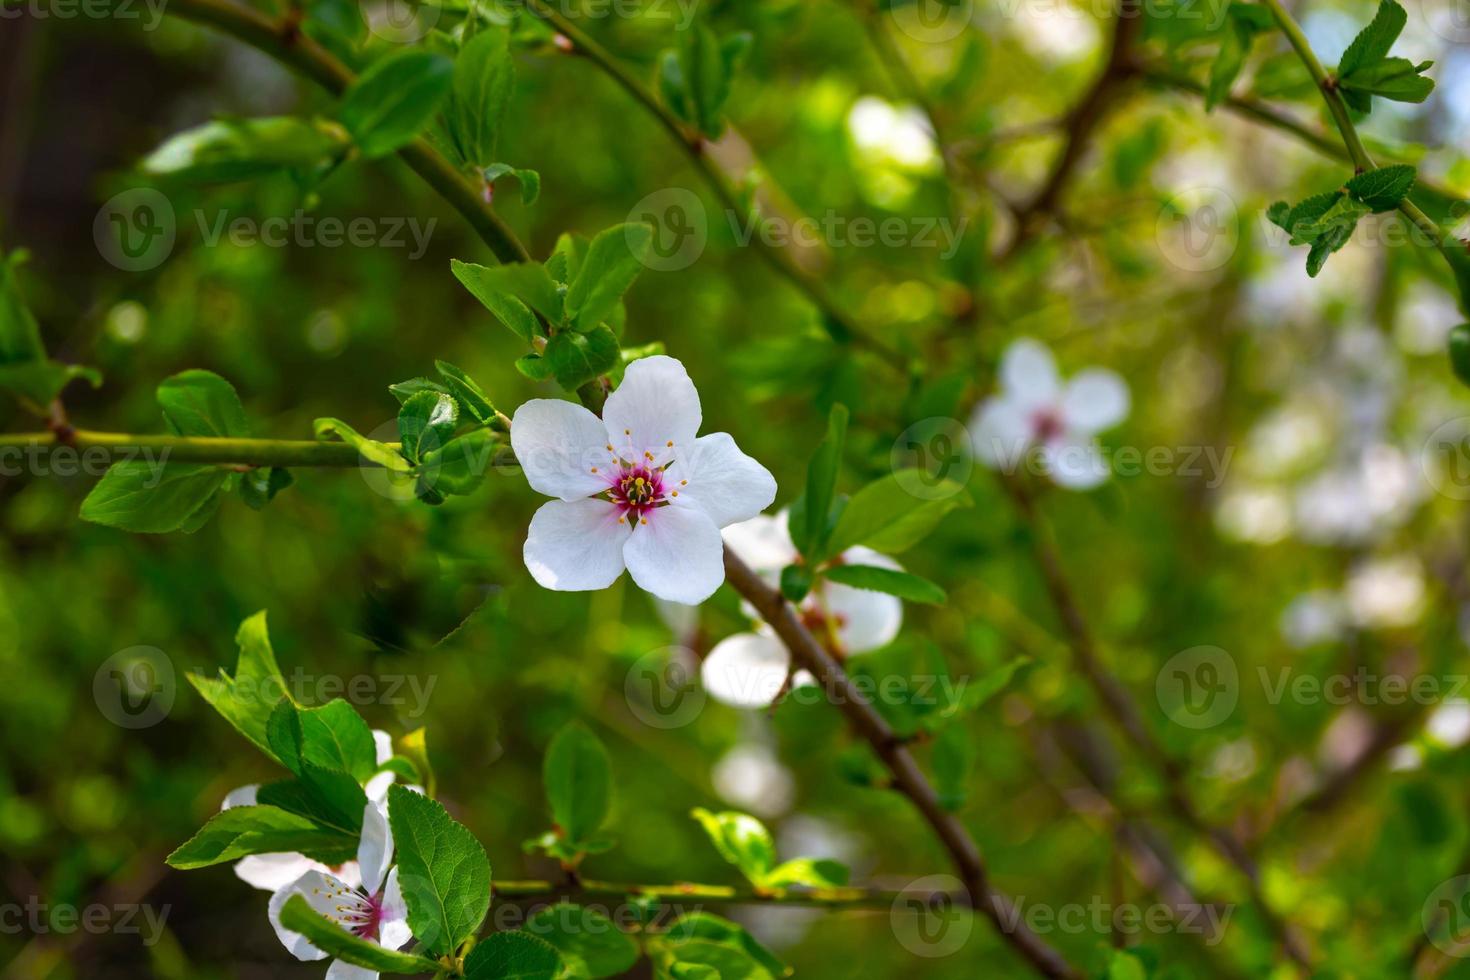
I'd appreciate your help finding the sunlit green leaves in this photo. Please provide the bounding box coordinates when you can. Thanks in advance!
[141,117,347,184]
[186,611,287,757]
[689,808,848,892]
[340,50,454,158]
[1267,166,1419,276]
[1336,0,1434,111]
[387,783,492,955]
[279,895,438,974]
[314,417,411,472]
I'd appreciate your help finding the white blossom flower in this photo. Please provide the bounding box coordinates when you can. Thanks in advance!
[511,356,776,605]
[223,729,402,892]
[969,338,1129,490]
[701,513,902,709]
[268,800,410,980]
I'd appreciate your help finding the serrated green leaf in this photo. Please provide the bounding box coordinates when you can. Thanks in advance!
[546,326,619,390]
[166,805,356,869]
[1338,0,1407,77]
[267,698,377,782]
[340,50,454,158]
[826,472,972,555]
[544,722,612,847]
[1340,57,1435,105]
[525,904,639,978]
[398,389,458,464]
[463,931,565,980]
[434,360,496,422]
[1346,164,1417,211]
[387,783,491,955]
[822,564,946,604]
[564,224,653,332]
[279,895,438,973]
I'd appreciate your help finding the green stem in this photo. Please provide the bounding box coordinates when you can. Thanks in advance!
[522,0,907,367]
[493,878,964,910]
[111,0,529,264]
[1260,0,1443,247]
[1,431,388,467]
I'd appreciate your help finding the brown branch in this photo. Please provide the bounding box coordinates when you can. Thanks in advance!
[723,547,1080,979]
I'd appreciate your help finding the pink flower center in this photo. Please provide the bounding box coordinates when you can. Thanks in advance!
[339,888,387,941]
[608,465,666,518]
[1030,406,1065,445]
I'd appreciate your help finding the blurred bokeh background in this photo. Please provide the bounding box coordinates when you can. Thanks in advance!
[5,0,1470,976]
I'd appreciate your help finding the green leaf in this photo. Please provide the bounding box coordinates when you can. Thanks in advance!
[660,914,785,979]
[279,894,439,974]
[483,163,541,206]
[690,808,775,885]
[931,721,976,811]
[1338,0,1407,77]
[141,117,346,184]
[420,429,499,497]
[546,326,620,390]
[826,472,972,555]
[434,360,496,423]
[256,771,368,837]
[387,783,491,955]
[1340,57,1435,105]
[761,858,850,889]
[800,403,848,558]
[157,369,250,437]
[564,223,653,332]
[1345,164,1417,211]
[340,50,454,158]
[0,360,100,406]
[0,249,100,405]
[1449,323,1470,387]
[550,232,590,284]
[398,389,459,464]
[239,466,294,509]
[822,563,945,604]
[525,904,639,978]
[314,417,412,472]
[544,722,612,846]
[778,563,813,604]
[450,259,563,326]
[166,805,356,869]
[80,462,228,534]
[446,27,515,168]
[389,376,452,405]
[463,931,565,980]
[267,698,377,782]
[185,611,288,757]
[661,940,772,980]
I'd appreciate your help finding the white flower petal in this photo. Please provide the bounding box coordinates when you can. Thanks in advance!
[357,800,393,896]
[378,867,413,951]
[970,396,1033,469]
[524,498,630,592]
[372,730,393,766]
[234,853,320,892]
[702,632,792,708]
[269,871,347,962]
[624,504,724,604]
[510,398,610,501]
[827,547,904,654]
[1060,368,1129,433]
[364,770,396,803]
[220,784,259,810]
[1043,435,1111,489]
[326,960,378,980]
[721,513,798,573]
[602,355,701,459]
[667,433,777,528]
[1000,338,1060,408]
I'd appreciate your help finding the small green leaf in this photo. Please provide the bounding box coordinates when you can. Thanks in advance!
[166,805,356,869]
[398,389,459,464]
[80,462,228,534]
[314,417,411,472]
[420,429,499,497]
[660,914,785,978]
[452,260,542,344]
[340,50,454,158]
[388,783,492,955]
[525,904,639,978]
[779,563,813,604]
[761,858,850,889]
[565,223,653,332]
[1338,0,1408,77]
[157,369,250,437]
[446,27,515,168]
[1345,164,1417,211]
[141,117,346,184]
[546,326,619,391]
[0,248,100,405]
[268,698,378,782]
[690,808,775,885]
[822,564,946,604]
[186,611,288,757]
[434,360,496,422]
[463,931,565,980]
[1340,57,1435,105]
[661,939,772,980]
[826,472,972,556]
[279,895,439,973]
[544,722,612,847]
[800,403,848,558]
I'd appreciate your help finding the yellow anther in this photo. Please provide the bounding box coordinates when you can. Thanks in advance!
[624,428,631,435]
[671,491,679,497]
[590,467,598,473]
[680,479,688,486]
[640,518,648,525]
[666,440,673,447]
